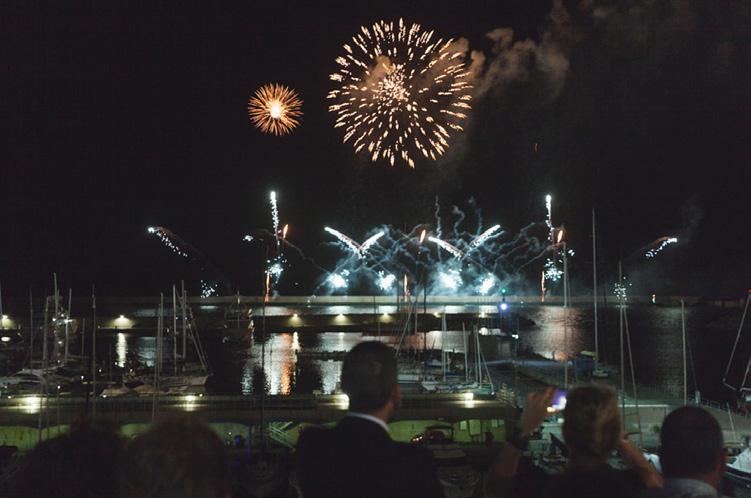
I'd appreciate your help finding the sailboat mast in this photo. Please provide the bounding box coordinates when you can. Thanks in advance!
[618,261,625,425]
[681,300,687,405]
[53,273,59,316]
[563,240,569,389]
[29,287,34,367]
[475,325,481,384]
[592,209,599,364]
[173,285,178,376]
[42,294,49,368]
[462,322,468,383]
[64,288,72,364]
[91,285,97,418]
[181,280,187,361]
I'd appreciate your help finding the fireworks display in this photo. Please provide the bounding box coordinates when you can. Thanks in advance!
[478,274,496,295]
[327,18,473,167]
[468,224,502,250]
[376,271,396,292]
[325,227,361,255]
[428,236,464,259]
[438,269,462,290]
[200,280,217,298]
[542,195,563,290]
[248,83,303,136]
[327,270,349,290]
[645,236,678,258]
[359,231,385,254]
[265,190,286,287]
[614,278,631,302]
[146,226,188,258]
[270,191,280,249]
[324,227,384,258]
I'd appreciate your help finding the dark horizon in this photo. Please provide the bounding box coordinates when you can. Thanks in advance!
[3,1,750,298]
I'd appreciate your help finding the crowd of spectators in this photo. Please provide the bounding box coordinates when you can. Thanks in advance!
[0,341,734,498]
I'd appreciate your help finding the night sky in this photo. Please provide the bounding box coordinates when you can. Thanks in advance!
[3,1,750,298]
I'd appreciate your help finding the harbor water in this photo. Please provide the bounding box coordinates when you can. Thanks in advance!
[94,304,750,405]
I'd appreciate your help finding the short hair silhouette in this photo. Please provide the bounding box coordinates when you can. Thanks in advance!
[562,385,621,459]
[659,406,723,478]
[119,416,231,498]
[12,421,123,498]
[341,341,397,412]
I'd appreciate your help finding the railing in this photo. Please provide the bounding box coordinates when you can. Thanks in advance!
[0,392,516,414]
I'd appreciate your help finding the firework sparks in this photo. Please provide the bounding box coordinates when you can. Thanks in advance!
[248,84,302,136]
[438,269,462,291]
[419,229,427,244]
[146,226,188,258]
[360,231,385,254]
[200,280,217,299]
[270,191,280,249]
[376,271,396,292]
[328,18,473,168]
[542,194,562,294]
[477,274,496,295]
[267,262,284,279]
[545,194,553,238]
[468,224,502,250]
[327,270,349,289]
[645,236,678,258]
[544,258,563,282]
[428,236,464,259]
[614,278,631,302]
[324,227,361,255]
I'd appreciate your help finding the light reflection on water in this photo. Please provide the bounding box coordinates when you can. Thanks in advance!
[95,305,746,401]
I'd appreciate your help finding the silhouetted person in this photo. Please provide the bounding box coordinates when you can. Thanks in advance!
[297,341,445,498]
[647,406,725,498]
[485,385,662,498]
[119,416,231,498]
[9,421,123,498]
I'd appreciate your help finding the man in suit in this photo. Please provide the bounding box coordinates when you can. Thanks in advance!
[297,341,445,498]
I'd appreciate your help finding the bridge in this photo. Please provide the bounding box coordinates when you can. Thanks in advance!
[0,393,518,426]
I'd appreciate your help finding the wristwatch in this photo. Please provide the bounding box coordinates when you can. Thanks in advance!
[507,425,530,452]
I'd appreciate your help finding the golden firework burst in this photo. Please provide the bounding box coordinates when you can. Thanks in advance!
[248,83,303,136]
[328,18,473,168]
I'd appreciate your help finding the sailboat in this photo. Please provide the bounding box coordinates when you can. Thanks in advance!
[590,210,613,380]
[722,291,751,487]
[121,286,211,395]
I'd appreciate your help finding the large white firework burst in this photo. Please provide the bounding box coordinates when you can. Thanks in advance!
[328,18,473,168]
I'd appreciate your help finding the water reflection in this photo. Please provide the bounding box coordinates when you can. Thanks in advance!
[90,305,746,401]
[115,333,127,368]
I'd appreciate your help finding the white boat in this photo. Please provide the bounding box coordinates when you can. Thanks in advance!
[100,385,133,397]
[726,446,751,487]
[592,367,611,379]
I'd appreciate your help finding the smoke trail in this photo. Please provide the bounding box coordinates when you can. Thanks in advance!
[434,196,443,239]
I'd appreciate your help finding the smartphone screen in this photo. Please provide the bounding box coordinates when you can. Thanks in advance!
[550,389,567,411]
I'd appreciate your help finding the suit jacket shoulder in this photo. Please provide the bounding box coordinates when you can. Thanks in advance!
[297,418,445,498]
